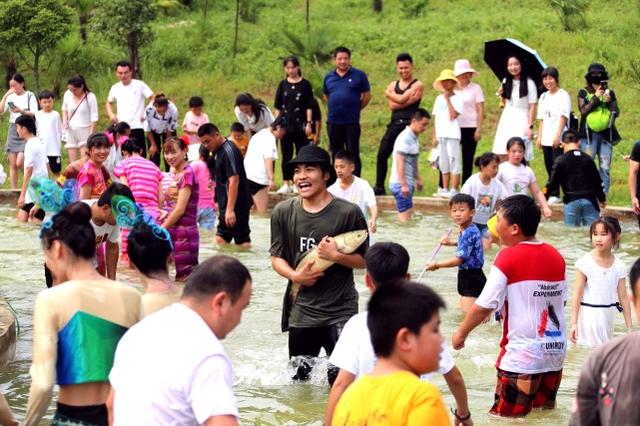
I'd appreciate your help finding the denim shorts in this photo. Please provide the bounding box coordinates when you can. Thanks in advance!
[389,183,414,213]
[197,207,216,230]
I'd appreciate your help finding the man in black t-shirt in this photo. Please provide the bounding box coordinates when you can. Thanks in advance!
[198,123,252,247]
[629,139,640,228]
[374,53,424,195]
[270,145,368,383]
[546,129,605,227]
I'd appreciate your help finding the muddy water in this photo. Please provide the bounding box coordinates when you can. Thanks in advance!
[0,204,638,425]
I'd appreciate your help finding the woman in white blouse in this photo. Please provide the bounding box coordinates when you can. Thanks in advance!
[62,75,99,162]
[234,93,274,138]
[535,66,571,201]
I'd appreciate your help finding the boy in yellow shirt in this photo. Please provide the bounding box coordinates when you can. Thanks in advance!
[332,281,450,425]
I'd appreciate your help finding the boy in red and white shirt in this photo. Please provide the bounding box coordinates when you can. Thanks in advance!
[453,195,567,417]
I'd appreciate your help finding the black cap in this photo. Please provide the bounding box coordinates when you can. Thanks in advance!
[585,63,608,83]
[285,144,337,186]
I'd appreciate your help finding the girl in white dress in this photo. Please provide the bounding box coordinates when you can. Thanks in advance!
[496,137,552,218]
[570,216,632,347]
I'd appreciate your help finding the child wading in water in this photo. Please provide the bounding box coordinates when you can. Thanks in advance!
[496,136,552,219]
[426,193,485,313]
[461,152,507,250]
[570,216,632,346]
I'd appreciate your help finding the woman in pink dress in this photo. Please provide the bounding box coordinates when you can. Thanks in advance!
[114,139,163,262]
[160,137,199,281]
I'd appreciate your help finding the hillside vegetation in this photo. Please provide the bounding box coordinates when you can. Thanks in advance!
[2,0,640,206]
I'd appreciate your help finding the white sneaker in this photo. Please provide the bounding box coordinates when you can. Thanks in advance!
[449,189,459,197]
[547,196,561,205]
[277,183,290,194]
[442,189,454,199]
[290,184,298,194]
[433,188,447,198]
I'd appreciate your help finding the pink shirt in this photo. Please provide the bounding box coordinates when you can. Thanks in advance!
[182,111,209,145]
[455,82,485,128]
[190,160,215,210]
[78,161,110,199]
[114,156,162,218]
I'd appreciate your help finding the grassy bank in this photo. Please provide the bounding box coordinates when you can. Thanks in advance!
[1,0,639,206]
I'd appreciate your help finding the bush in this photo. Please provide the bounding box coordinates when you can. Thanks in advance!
[400,0,429,18]
[549,0,587,31]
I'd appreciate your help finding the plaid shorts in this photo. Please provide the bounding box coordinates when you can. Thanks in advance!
[490,368,563,417]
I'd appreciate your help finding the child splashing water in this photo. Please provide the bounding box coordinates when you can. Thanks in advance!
[426,193,485,313]
[570,216,632,346]
[496,136,552,219]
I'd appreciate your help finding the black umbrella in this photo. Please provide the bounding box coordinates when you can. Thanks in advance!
[484,38,547,87]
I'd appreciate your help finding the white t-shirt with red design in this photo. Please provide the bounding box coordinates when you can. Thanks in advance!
[476,240,567,374]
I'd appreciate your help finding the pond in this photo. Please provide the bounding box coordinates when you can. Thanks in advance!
[0,203,638,425]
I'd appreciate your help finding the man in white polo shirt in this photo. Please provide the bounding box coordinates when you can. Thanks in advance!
[108,255,252,425]
[106,60,153,157]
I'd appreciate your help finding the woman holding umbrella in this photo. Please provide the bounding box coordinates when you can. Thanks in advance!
[492,56,538,159]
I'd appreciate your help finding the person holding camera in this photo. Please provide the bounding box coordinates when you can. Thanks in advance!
[577,63,620,194]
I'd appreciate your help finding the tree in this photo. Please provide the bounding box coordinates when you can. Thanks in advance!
[0,0,73,93]
[306,0,310,32]
[233,0,240,57]
[0,46,17,90]
[373,0,382,12]
[65,0,95,44]
[203,0,209,19]
[91,0,156,78]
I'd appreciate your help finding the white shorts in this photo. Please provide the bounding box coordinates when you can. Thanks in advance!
[65,126,92,149]
[438,137,461,174]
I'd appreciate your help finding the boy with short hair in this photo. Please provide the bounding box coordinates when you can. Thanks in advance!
[182,96,209,145]
[546,129,606,227]
[426,193,486,312]
[16,115,48,223]
[453,195,567,418]
[229,122,249,158]
[328,150,378,233]
[332,281,450,425]
[388,108,430,222]
[326,242,472,425]
[35,90,63,178]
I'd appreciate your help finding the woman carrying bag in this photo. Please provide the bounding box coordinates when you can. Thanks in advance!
[578,63,620,194]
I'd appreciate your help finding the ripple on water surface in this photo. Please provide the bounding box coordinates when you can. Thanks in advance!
[0,208,638,424]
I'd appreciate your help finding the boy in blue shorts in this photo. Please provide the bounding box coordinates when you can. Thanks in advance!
[426,193,485,312]
[388,108,430,221]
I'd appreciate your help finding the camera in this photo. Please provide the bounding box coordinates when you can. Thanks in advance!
[599,80,608,90]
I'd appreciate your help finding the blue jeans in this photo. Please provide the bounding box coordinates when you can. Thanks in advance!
[564,198,599,227]
[580,132,612,193]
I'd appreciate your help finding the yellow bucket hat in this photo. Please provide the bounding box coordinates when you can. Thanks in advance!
[433,69,459,91]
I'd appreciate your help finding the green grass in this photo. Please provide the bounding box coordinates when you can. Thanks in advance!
[2,0,639,206]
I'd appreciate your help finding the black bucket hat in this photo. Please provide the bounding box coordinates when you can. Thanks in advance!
[285,144,337,186]
[585,63,608,83]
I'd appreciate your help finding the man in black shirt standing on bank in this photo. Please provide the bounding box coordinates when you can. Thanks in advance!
[270,145,368,383]
[546,129,605,226]
[374,53,424,195]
